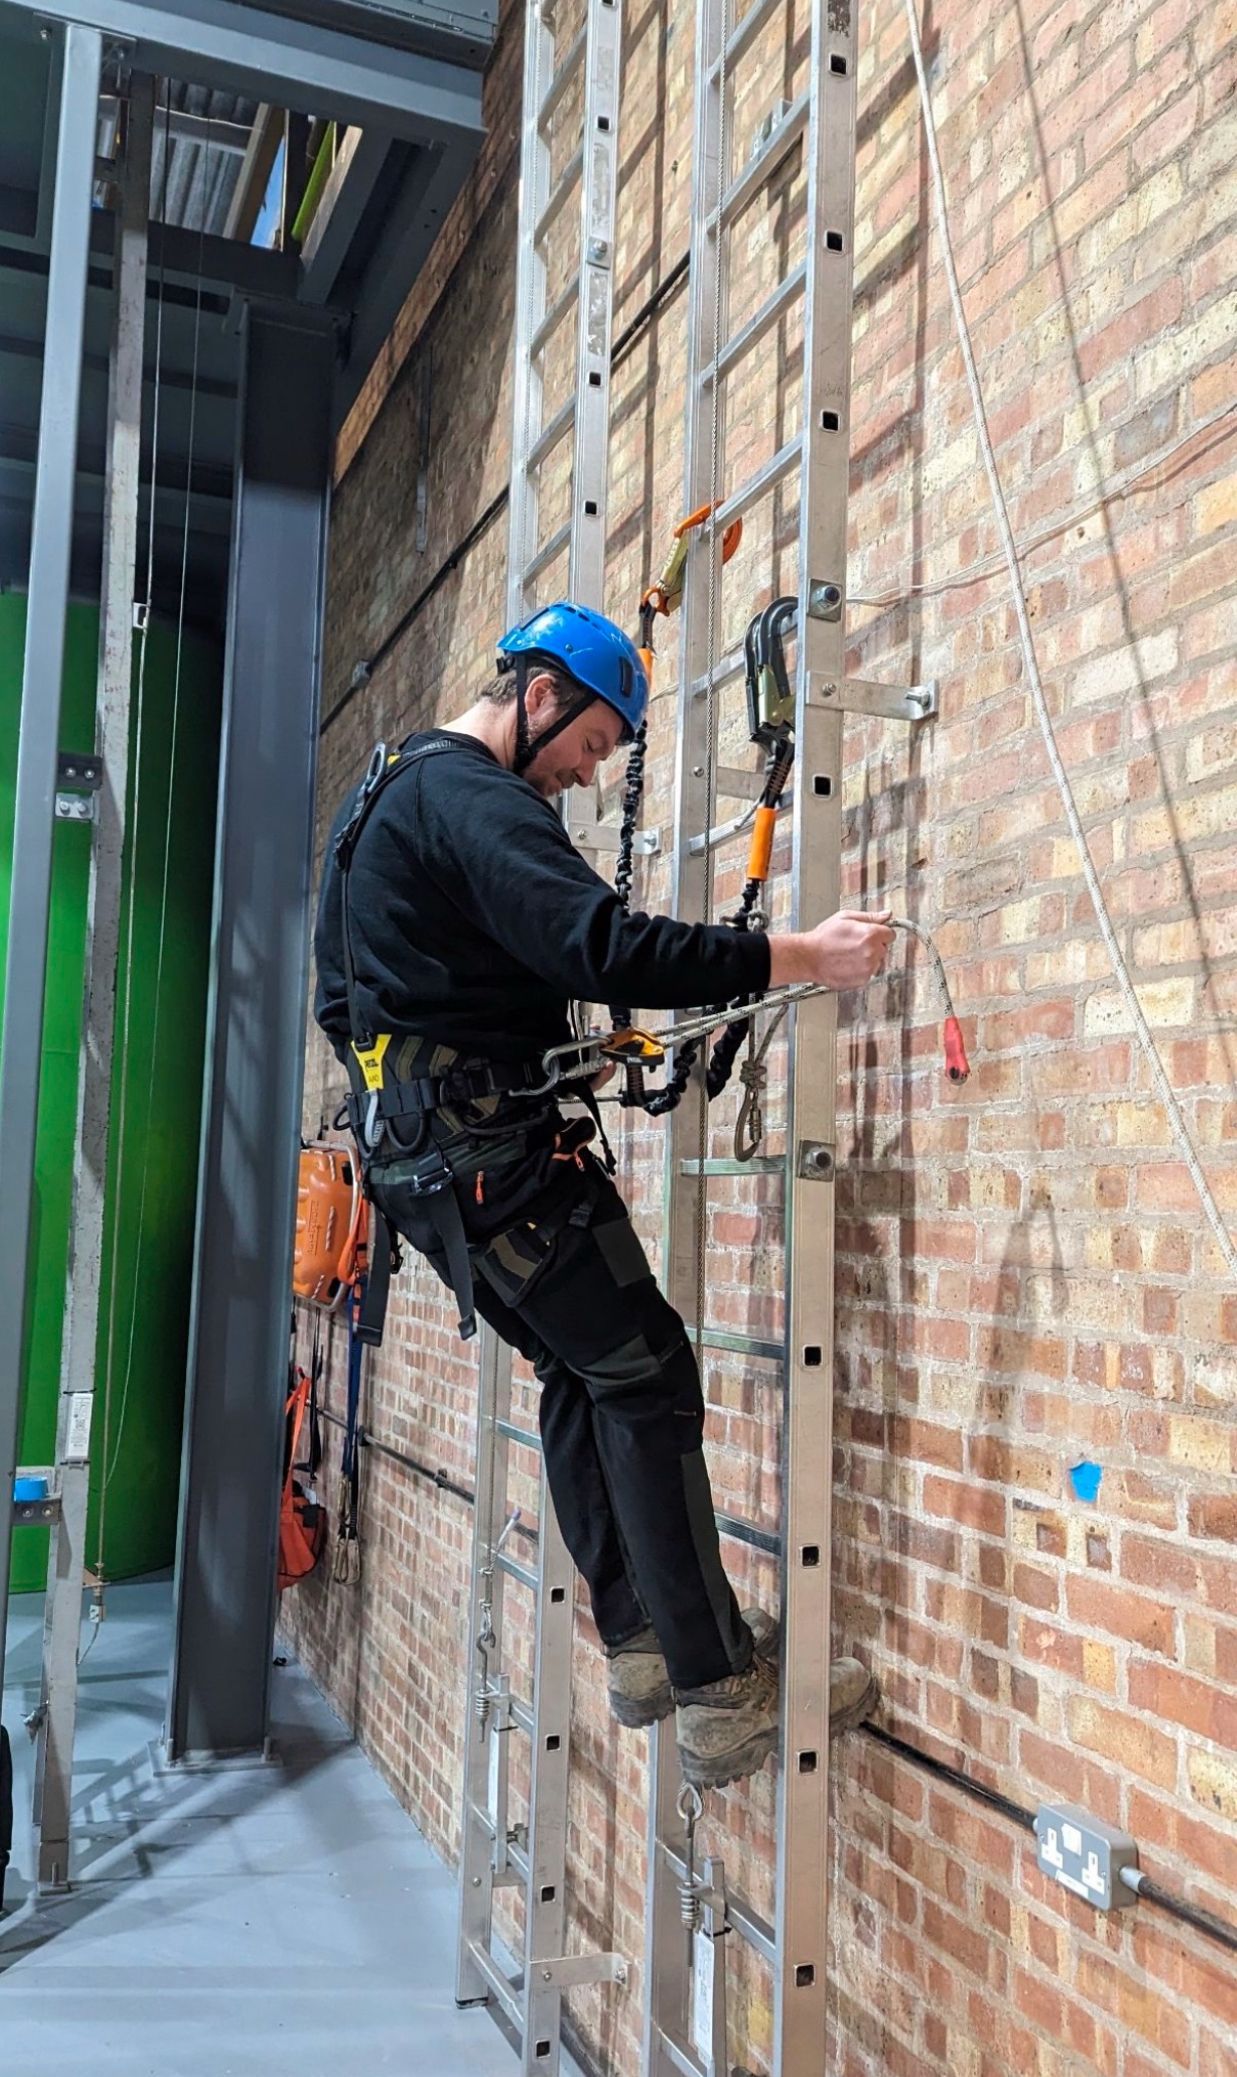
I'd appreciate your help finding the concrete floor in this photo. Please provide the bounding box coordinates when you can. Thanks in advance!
[1,1577,581,2076]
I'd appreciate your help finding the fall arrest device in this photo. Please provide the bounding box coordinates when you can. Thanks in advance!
[595,528,969,1135]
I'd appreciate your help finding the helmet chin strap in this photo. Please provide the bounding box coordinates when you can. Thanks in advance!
[511,660,593,777]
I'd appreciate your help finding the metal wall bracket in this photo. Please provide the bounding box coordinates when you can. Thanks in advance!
[536,1951,629,1990]
[815,674,938,723]
[570,813,659,856]
[55,794,96,822]
[57,750,102,790]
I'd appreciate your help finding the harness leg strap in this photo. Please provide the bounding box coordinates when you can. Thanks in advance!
[359,1211,395,1347]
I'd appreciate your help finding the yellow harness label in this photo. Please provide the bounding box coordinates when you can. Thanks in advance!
[352,1033,391,1092]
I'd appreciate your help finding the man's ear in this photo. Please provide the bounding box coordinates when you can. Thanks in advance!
[523,670,559,720]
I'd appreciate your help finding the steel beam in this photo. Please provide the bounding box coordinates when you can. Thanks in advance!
[167,298,334,1761]
[33,75,154,1891]
[0,19,102,1700]
[2,0,487,148]
[332,139,475,424]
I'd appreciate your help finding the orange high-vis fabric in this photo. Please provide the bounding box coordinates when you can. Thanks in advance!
[293,1144,367,1308]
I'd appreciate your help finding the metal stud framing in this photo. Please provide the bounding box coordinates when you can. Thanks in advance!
[644,3,863,2071]
[0,20,104,1708]
[455,0,626,2065]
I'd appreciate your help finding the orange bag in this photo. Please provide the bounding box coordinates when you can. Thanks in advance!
[293,1143,367,1308]
[278,1365,325,1591]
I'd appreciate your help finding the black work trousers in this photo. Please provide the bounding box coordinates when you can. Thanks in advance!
[369,1117,750,1692]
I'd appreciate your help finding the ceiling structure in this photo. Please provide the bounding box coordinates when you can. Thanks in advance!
[0,0,496,630]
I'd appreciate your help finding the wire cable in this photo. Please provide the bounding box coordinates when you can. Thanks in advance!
[103,107,208,1493]
[94,88,173,1579]
[904,0,1237,1284]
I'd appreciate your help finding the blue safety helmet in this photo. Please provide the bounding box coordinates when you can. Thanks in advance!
[497,602,649,756]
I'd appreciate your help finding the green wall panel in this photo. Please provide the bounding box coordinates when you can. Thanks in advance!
[2,597,221,1593]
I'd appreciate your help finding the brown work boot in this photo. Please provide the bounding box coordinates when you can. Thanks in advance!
[675,1611,780,1789]
[746,1608,878,1729]
[605,1624,674,1729]
[675,1614,879,1789]
[829,1655,879,1732]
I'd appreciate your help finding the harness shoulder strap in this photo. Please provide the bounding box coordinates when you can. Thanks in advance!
[336,734,465,1052]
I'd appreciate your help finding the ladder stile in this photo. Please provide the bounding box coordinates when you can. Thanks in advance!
[457,0,625,2065]
[774,3,858,2064]
[644,2,863,2071]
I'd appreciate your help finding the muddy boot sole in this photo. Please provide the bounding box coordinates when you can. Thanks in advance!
[610,1686,675,1730]
[679,1716,779,1790]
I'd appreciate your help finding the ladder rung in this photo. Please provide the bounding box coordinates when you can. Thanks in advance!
[714,434,801,532]
[679,1155,785,1176]
[688,643,745,701]
[529,273,579,358]
[712,0,783,79]
[521,520,571,585]
[526,394,576,471]
[463,1942,524,2033]
[509,1695,534,1735]
[719,90,809,230]
[496,1417,542,1450]
[702,261,806,389]
[496,1550,539,1591]
[684,1324,782,1360]
[659,1844,777,1964]
[538,22,587,129]
[535,145,583,245]
[716,1510,781,1556]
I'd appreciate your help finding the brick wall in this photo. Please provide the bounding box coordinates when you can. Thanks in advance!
[282,0,1237,2070]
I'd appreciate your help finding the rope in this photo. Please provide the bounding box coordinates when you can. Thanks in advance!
[691,0,733,1349]
[904,0,1237,1283]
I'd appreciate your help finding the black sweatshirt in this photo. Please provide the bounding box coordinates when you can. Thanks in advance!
[313,730,771,1064]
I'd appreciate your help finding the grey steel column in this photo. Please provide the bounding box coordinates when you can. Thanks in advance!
[0,22,103,1696]
[35,73,155,1890]
[167,299,335,1761]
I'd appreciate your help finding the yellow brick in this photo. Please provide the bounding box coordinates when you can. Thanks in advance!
[1169,1416,1231,1472]
[1188,1746,1237,1823]
[1083,1641,1117,1692]
[999,897,1046,945]
[1115,1102,1174,1148]
[1084,978,1194,1035]
[1196,473,1237,535]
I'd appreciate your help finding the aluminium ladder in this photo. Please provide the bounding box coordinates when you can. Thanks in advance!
[455,0,629,2064]
[643,4,934,2073]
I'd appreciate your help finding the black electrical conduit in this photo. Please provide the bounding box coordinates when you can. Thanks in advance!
[863,1724,1237,1960]
[319,250,692,741]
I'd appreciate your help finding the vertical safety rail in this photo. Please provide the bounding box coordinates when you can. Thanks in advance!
[642,3,930,2071]
[456,0,628,2065]
[29,73,155,1892]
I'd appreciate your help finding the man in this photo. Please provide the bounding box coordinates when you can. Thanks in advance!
[314,600,893,1789]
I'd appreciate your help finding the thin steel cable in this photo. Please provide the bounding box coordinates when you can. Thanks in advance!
[104,109,209,1490]
[95,88,172,1576]
[694,0,733,1354]
[904,0,1237,1283]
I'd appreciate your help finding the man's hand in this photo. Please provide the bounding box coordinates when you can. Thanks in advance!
[767,908,895,991]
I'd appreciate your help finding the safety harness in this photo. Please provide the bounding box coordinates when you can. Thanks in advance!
[334,734,558,1346]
